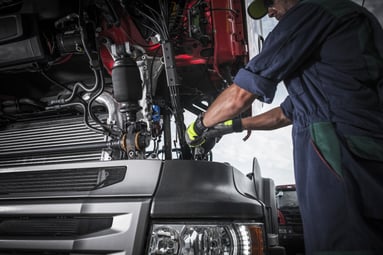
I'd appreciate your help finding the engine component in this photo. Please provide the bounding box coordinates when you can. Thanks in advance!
[0,14,47,70]
[0,15,23,43]
[119,121,151,159]
[0,115,151,166]
[162,41,191,159]
[187,1,211,46]
[0,115,107,168]
[54,13,89,54]
[112,56,143,121]
[1,98,44,114]
[56,29,83,53]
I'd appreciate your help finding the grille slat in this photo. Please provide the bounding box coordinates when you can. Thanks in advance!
[0,116,108,167]
[0,131,102,144]
[0,123,100,139]
[1,137,106,153]
[0,153,102,168]
[0,167,126,194]
[0,216,113,237]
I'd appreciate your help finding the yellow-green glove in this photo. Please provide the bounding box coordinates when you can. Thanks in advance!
[185,114,208,147]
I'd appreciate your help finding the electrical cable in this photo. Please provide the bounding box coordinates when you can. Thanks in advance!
[46,101,105,134]
[41,71,73,93]
[50,2,116,137]
[136,8,168,40]
[209,8,239,16]
[76,12,116,135]
[104,0,120,26]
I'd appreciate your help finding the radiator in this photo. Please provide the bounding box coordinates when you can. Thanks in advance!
[0,115,107,168]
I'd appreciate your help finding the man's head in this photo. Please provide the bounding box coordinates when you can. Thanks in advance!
[248,0,299,21]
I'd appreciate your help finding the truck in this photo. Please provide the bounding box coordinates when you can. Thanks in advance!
[0,0,284,254]
[276,184,305,255]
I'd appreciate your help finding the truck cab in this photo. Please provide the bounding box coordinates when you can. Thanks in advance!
[0,0,284,254]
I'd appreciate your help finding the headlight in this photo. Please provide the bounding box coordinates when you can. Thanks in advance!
[148,223,264,255]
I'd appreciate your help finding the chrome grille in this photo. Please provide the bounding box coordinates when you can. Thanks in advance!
[0,116,107,167]
[0,216,113,237]
[0,166,126,194]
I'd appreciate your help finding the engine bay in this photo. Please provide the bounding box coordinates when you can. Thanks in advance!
[0,0,250,164]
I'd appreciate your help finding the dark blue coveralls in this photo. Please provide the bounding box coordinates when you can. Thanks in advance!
[233,0,383,254]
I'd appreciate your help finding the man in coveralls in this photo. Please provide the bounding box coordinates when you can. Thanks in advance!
[186,0,383,254]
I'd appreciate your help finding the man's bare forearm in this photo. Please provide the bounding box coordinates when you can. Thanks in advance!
[203,83,257,127]
[201,83,291,131]
[242,106,292,130]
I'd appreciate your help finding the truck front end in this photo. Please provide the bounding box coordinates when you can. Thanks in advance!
[0,0,281,254]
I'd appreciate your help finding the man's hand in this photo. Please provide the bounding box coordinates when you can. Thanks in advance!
[204,119,243,139]
[185,114,207,147]
[186,116,243,148]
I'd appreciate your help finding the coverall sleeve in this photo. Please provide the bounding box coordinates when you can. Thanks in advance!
[233,2,338,103]
[280,96,294,121]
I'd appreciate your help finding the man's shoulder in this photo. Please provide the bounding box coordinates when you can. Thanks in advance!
[300,0,363,18]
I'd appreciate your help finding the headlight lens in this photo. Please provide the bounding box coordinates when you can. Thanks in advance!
[148,223,264,255]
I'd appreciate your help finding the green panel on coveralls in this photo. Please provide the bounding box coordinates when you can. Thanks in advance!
[310,122,342,177]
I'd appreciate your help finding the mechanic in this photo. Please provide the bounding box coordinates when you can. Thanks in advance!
[186,0,383,254]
